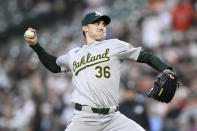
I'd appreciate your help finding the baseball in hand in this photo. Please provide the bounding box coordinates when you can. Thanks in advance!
[24,30,34,39]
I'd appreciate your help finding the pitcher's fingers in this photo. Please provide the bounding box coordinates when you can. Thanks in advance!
[25,37,36,43]
[168,74,175,79]
[28,27,36,32]
[28,29,37,37]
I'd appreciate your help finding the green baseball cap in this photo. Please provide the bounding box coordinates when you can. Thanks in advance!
[81,11,111,26]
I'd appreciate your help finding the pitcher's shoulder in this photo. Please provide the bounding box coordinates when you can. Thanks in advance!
[68,47,81,54]
[103,39,122,46]
[103,39,126,48]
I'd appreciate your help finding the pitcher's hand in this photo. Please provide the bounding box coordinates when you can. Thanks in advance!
[24,28,38,46]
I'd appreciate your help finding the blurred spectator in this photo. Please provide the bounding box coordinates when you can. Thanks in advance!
[171,0,196,31]
[163,87,189,131]
[142,0,172,48]
[147,0,165,12]
[119,86,150,130]
[178,91,197,131]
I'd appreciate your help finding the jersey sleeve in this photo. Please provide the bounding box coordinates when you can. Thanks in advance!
[114,39,142,61]
[56,53,71,72]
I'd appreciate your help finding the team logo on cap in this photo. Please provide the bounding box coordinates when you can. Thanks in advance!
[95,11,102,16]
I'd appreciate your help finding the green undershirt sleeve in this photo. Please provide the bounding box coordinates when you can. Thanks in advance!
[30,43,61,73]
[137,51,172,72]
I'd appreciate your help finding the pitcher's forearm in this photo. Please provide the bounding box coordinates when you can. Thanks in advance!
[137,51,172,72]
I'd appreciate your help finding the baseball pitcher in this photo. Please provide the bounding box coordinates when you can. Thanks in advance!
[24,11,178,131]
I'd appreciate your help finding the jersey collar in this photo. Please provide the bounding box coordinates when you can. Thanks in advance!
[83,41,101,48]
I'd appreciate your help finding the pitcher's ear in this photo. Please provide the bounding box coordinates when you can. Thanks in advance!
[82,26,88,32]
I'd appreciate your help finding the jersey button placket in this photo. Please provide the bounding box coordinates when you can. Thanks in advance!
[86,47,100,107]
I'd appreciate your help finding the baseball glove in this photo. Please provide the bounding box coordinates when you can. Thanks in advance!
[147,69,179,103]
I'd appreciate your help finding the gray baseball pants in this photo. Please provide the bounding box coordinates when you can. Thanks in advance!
[65,109,145,131]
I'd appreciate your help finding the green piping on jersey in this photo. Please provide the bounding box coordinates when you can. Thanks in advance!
[75,59,110,76]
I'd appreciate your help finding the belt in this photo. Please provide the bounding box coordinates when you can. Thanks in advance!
[75,103,119,115]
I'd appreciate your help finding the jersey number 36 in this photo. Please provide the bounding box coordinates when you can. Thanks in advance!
[95,66,111,78]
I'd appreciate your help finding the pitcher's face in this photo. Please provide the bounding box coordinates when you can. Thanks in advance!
[86,20,107,41]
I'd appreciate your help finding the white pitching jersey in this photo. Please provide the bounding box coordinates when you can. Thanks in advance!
[56,39,142,108]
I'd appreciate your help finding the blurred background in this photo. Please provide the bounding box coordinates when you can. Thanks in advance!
[0,0,197,131]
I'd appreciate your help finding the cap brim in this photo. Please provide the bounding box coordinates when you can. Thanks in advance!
[91,15,111,25]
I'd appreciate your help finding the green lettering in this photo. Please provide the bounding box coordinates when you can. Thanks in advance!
[76,62,81,68]
[81,56,86,65]
[73,48,110,74]
[73,61,77,71]
[87,53,91,63]
[90,56,96,62]
[96,54,102,60]
[102,48,110,59]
